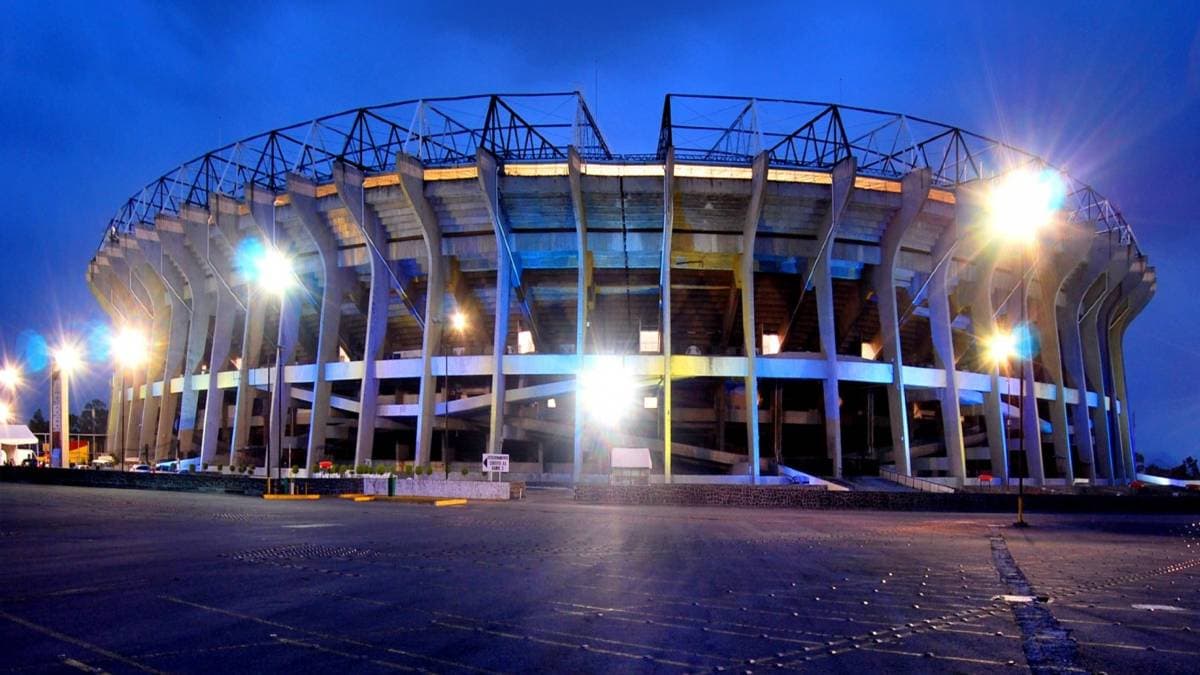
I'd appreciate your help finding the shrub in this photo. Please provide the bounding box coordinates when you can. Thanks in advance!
[461,467,469,476]
[290,466,300,476]
[355,464,371,475]
[404,466,414,477]
[188,465,197,473]
[424,465,433,476]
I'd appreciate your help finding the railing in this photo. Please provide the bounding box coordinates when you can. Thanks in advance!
[879,466,956,493]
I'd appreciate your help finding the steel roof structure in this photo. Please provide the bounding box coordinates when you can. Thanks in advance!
[98,92,1135,254]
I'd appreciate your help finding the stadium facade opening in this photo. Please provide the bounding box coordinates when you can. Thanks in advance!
[87,93,1152,486]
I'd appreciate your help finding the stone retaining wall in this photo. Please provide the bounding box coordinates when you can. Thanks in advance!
[0,467,360,496]
[574,484,1200,513]
[362,476,513,499]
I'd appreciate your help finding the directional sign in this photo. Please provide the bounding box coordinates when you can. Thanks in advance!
[481,453,510,473]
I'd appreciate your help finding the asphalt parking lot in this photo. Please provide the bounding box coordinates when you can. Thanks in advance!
[0,484,1196,673]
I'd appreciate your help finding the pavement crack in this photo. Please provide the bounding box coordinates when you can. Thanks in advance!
[990,533,1083,674]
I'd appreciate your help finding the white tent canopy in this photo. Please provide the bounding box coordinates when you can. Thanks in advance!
[0,424,38,445]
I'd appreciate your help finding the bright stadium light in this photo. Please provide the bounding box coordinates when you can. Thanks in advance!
[53,344,84,374]
[578,361,637,425]
[450,311,468,333]
[0,364,20,390]
[253,245,295,295]
[983,330,1019,367]
[986,168,1065,244]
[110,327,149,369]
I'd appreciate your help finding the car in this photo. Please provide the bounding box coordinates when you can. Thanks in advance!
[92,455,116,467]
[130,464,152,473]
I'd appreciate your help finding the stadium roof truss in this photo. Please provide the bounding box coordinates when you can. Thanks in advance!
[658,94,1137,251]
[99,91,1136,255]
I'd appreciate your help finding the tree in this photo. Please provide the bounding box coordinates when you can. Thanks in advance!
[27,409,48,434]
[78,399,108,434]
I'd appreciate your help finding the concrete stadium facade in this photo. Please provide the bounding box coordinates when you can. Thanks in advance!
[85,93,1153,486]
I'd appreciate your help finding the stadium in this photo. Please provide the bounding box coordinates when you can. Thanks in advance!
[85,92,1152,487]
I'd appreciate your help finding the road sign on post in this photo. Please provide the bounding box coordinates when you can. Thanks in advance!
[481,453,509,481]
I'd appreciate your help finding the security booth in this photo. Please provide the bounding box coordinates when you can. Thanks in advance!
[611,447,652,485]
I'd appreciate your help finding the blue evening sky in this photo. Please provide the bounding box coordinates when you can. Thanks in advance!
[1,1,1197,467]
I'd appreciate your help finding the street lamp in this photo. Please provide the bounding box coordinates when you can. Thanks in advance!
[441,311,467,471]
[251,244,294,492]
[51,343,83,468]
[982,166,1064,528]
[0,364,21,391]
[110,327,148,470]
[578,360,637,426]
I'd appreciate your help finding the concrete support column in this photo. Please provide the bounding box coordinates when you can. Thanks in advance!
[122,233,177,463]
[661,149,676,481]
[812,157,856,478]
[157,219,214,459]
[183,207,240,467]
[88,259,147,460]
[960,218,1009,482]
[1109,268,1153,480]
[1080,255,1133,482]
[288,175,347,471]
[334,162,391,467]
[488,247,511,455]
[928,227,968,482]
[477,149,511,456]
[873,169,931,476]
[739,153,769,483]
[107,254,153,463]
[1092,262,1143,483]
[567,147,590,483]
[1058,265,1098,481]
[397,153,443,468]
[1028,224,1093,483]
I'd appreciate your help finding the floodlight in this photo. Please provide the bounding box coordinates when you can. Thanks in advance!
[986,168,1065,244]
[0,365,20,390]
[110,327,148,369]
[983,330,1019,367]
[578,361,637,425]
[53,344,84,374]
[254,245,294,295]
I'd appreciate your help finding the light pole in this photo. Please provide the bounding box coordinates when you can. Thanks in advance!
[251,242,295,493]
[51,344,83,468]
[982,166,1064,527]
[441,311,467,471]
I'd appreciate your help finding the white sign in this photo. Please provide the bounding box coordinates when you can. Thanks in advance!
[481,453,510,473]
[611,447,652,470]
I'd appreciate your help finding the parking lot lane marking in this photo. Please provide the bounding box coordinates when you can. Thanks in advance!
[430,618,699,669]
[158,596,497,675]
[62,657,110,674]
[0,609,163,674]
[273,637,421,672]
[281,523,339,529]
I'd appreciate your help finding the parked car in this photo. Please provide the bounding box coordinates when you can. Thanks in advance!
[130,464,152,473]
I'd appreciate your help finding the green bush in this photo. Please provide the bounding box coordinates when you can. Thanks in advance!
[461,467,469,476]
[424,465,433,476]
[355,464,371,475]
[404,466,414,477]
[188,465,196,473]
[290,466,300,475]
